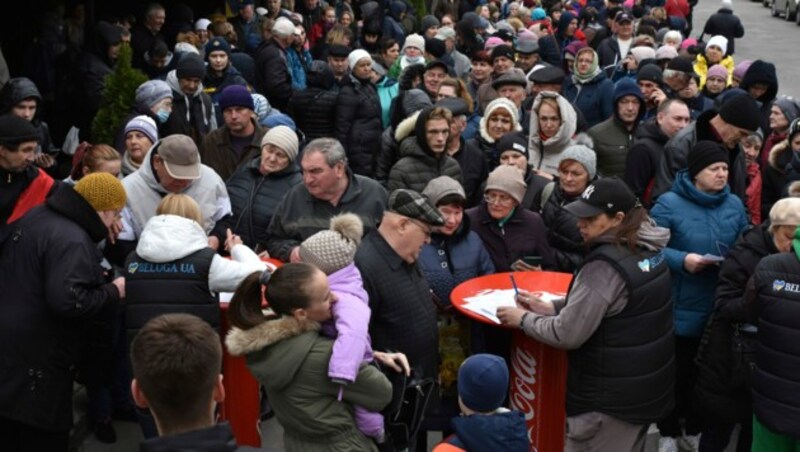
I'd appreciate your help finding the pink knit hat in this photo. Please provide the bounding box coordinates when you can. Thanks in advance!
[733,60,753,80]
[484,36,506,51]
[680,37,697,50]
[707,64,728,81]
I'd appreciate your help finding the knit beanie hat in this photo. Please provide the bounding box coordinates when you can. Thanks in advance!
[218,85,254,111]
[680,37,698,51]
[733,60,753,80]
[666,56,695,74]
[630,46,656,64]
[721,0,733,8]
[558,144,597,179]
[74,172,127,211]
[637,64,663,85]
[124,115,158,144]
[484,97,521,128]
[0,114,39,146]
[485,165,527,204]
[195,18,211,31]
[688,140,729,180]
[655,45,678,61]
[532,7,547,20]
[205,36,231,58]
[458,354,509,413]
[718,94,761,132]
[484,36,505,51]
[264,113,296,130]
[491,44,515,62]
[260,125,299,162]
[348,49,372,70]
[421,15,440,32]
[706,35,728,55]
[496,132,528,160]
[402,33,425,53]
[299,213,364,275]
[176,53,206,79]
[769,198,800,226]
[135,80,172,109]
[423,175,466,206]
[773,96,800,125]
[706,64,728,82]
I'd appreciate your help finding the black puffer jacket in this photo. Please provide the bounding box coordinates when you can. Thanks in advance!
[452,137,489,208]
[693,224,777,424]
[253,39,293,112]
[751,248,800,438]
[701,8,744,55]
[335,74,383,177]
[387,108,463,192]
[225,157,302,249]
[0,185,120,432]
[287,62,338,140]
[540,183,585,272]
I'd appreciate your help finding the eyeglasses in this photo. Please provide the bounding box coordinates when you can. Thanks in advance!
[484,193,515,206]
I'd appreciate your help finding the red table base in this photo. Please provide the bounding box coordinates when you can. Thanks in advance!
[451,271,572,452]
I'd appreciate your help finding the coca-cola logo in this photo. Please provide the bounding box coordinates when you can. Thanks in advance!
[510,344,538,450]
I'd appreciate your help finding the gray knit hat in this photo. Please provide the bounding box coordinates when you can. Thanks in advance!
[135,80,172,109]
[558,144,597,179]
[423,176,466,206]
[261,125,299,162]
[485,165,527,204]
[299,214,364,275]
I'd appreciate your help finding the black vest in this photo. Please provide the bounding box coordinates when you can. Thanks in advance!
[124,247,219,346]
[566,243,675,424]
[751,252,800,437]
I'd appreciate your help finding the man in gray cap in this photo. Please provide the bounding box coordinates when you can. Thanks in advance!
[112,135,231,264]
[653,93,762,202]
[355,188,444,384]
[435,26,470,79]
[515,35,542,78]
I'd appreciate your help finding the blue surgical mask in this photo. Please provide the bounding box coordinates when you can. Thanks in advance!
[156,108,170,123]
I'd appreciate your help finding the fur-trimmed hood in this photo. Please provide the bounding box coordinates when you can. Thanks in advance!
[394,110,421,142]
[769,139,792,172]
[789,181,800,198]
[225,316,320,357]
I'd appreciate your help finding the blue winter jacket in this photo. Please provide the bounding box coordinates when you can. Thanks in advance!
[650,170,748,337]
[447,410,529,452]
[419,218,495,305]
[375,76,399,128]
[563,72,615,128]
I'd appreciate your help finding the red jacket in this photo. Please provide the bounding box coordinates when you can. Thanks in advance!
[7,168,55,224]
[665,0,690,18]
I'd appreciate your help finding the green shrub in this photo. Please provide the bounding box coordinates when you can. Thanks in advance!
[91,44,148,144]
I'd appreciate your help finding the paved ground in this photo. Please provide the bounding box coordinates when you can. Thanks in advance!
[693,0,800,98]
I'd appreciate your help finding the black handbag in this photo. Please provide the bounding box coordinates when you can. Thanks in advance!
[730,322,758,389]
[380,365,436,451]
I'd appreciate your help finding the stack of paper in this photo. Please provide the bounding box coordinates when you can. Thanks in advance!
[460,289,566,324]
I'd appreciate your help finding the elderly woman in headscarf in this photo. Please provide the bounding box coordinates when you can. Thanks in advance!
[467,97,522,170]
[563,47,614,128]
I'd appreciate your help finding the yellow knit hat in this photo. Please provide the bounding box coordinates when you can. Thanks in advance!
[74,173,127,211]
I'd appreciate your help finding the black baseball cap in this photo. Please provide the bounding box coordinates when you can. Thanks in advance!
[564,177,638,218]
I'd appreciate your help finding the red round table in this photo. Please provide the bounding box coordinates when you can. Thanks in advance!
[451,271,573,452]
[218,258,281,447]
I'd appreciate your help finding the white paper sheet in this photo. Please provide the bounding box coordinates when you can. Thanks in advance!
[461,289,566,324]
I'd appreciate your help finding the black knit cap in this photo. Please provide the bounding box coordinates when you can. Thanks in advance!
[496,132,528,160]
[718,94,762,132]
[666,56,694,74]
[176,53,207,80]
[637,63,663,85]
[688,140,729,180]
[491,45,515,62]
[0,114,39,146]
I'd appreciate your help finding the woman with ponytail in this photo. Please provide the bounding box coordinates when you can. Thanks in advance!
[225,263,395,451]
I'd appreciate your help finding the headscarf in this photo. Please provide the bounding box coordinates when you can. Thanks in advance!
[572,47,601,84]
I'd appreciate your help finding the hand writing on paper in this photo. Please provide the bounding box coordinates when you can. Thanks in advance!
[497,306,527,328]
[515,289,556,315]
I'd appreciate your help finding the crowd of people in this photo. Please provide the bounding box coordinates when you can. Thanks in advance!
[1,0,800,451]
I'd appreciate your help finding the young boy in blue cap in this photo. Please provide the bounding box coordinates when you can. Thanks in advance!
[443,354,529,451]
